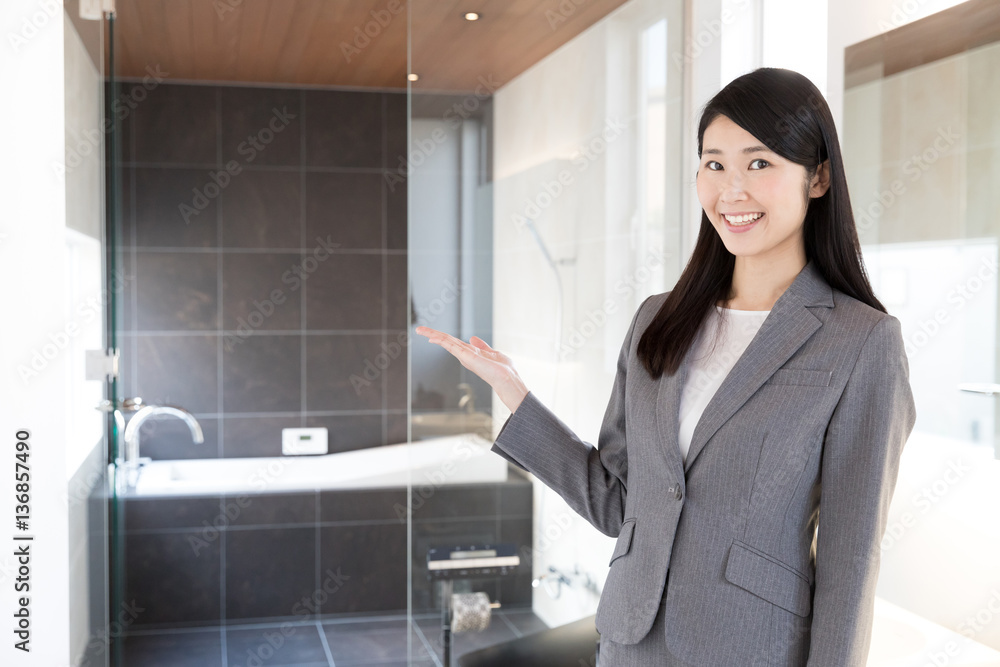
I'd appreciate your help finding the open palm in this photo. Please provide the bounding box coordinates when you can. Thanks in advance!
[414,326,529,413]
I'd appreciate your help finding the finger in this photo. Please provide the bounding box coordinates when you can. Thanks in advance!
[469,336,493,351]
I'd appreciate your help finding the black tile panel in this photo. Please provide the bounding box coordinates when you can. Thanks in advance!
[319,488,407,523]
[133,167,220,247]
[225,526,317,620]
[222,415,301,458]
[124,495,222,531]
[305,335,385,412]
[304,90,383,169]
[304,172,383,251]
[304,414,384,453]
[221,86,302,168]
[121,629,223,667]
[318,523,407,614]
[134,334,219,413]
[223,491,317,527]
[322,618,430,663]
[131,83,218,165]
[223,334,302,413]
[305,253,383,330]
[126,531,222,626]
[135,251,219,330]
[222,252,302,332]
[225,624,327,666]
[221,169,302,249]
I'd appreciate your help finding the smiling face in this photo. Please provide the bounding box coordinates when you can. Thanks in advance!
[696,114,829,263]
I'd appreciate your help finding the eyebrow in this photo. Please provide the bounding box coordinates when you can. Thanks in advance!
[702,145,772,156]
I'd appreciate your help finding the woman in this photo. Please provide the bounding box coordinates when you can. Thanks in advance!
[416,68,916,666]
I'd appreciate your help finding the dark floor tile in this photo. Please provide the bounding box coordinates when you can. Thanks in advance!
[221,87,302,168]
[126,532,222,626]
[135,251,219,330]
[414,612,519,661]
[222,415,301,458]
[133,167,220,247]
[304,90,383,169]
[305,172,383,250]
[305,253,383,330]
[121,629,223,667]
[131,83,218,165]
[319,524,407,614]
[305,334,386,411]
[500,609,550,637]
[223,334,301,413]
[134,334,219,412]
[322,618,429,663]
[225,527,316,620]
[222,252,302,331]
[225,624,327,666]
[221,170,302,249]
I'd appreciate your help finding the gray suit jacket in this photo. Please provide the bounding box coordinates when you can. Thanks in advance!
[491,259,917,666]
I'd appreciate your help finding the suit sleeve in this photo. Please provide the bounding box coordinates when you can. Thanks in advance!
[806,314,917,666]
[489,295,652,538]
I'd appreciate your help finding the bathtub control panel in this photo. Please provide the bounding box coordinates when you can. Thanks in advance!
[282,427,329,456]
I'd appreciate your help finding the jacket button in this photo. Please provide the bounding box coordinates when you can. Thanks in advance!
[674,487,683,501]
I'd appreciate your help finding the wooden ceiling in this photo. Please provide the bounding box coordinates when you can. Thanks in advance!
[112,0,630,92]
[845,0,1000,88]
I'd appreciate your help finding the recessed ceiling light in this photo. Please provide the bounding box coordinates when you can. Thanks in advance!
[464,12,480,21]
[407,73,419,82]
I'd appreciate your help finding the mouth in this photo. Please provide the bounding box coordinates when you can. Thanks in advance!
[721,212,764,232]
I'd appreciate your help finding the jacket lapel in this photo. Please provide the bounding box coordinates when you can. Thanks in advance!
[655,259,835,478]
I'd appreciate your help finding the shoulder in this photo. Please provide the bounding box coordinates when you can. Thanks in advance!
[633,291,671,334]
[824,287,901,340]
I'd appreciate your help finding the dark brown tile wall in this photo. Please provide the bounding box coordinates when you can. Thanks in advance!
[119,82,408,459]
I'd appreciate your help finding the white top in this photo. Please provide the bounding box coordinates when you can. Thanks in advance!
[677,305,770,463]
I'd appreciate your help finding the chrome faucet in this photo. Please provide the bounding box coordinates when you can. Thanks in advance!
[120,405,204,490]
[458,382,475,414]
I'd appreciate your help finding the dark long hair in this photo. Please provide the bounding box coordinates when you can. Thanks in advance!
[637,67,885,380]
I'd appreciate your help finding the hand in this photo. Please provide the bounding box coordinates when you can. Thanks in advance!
[414,326,529,414]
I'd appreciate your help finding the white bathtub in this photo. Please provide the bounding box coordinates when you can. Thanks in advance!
[130,433,507,496]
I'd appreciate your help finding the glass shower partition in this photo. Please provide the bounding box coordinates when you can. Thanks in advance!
[406,0,684,663]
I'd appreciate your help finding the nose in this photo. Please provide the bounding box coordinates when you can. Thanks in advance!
[719,171,747,202]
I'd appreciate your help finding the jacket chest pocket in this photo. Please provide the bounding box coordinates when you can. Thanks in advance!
[764,368,832,387]
[608,518,636,566]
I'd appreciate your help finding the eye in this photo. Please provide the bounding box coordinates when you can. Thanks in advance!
[749,159,769,170]
[705,160,723,171]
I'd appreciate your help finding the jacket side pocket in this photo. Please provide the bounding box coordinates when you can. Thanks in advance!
[609,518,636,566]
[724,538,813,617]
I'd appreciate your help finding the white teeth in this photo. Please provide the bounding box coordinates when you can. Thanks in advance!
[724,213,763,225]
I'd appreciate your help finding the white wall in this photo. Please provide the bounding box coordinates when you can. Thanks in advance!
[0,2,106,665]
[0,0,72,664]
[492,0,683,628]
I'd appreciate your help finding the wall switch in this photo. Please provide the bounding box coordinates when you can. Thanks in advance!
[282,428,328,456]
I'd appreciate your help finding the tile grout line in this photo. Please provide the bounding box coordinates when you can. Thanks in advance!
[410,617,444,667]
[381,92,388,448]
[216,88,228,640]
[314,620,336,667]
[301,87,308,428]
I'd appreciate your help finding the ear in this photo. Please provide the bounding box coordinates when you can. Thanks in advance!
[808,160,831,198]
